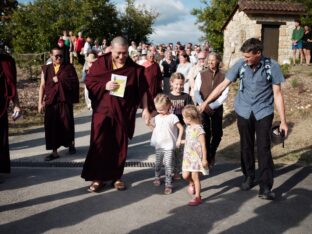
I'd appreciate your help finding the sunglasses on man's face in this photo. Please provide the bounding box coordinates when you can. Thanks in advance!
[54,54,63,59]
[198,58,205,60]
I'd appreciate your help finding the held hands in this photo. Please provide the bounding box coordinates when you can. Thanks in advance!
[197,103,214,115]
[147,117,156,130]
[142,108,151,126]
[176,139,186,148]
[106,81,120,91]
[197,103,206,113]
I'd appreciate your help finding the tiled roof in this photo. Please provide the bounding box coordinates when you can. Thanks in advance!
[238,0,306,13]
[221,0,306,31]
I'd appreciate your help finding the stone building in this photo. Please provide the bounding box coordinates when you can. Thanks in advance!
[222,0,306,68]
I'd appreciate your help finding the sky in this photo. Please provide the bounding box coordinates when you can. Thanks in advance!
[19,0,206,45]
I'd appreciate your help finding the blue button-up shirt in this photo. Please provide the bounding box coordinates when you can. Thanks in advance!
[226,56,285,120]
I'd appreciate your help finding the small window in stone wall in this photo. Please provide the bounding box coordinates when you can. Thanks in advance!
[240,30,246,44]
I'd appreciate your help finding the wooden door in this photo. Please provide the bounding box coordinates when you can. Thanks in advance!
[262,24,280,60]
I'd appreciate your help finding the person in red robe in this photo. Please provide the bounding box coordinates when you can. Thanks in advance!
[38,47,80,161]
[0,48,21,177]
[142,51,163,112]
[81,36,151,192]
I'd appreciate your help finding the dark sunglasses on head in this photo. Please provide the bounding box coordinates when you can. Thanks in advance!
[54,54,63,59]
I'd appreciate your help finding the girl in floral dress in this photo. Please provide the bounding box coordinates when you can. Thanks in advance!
[182,105,208,206]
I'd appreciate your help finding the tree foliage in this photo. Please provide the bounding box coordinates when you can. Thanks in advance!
[119,0,158,43]
[192,0,237,52]
[192,0,312,53]
[0,0,18,47]
[295,0,312,26]
[0,0,18,17]
[3,0,157,53]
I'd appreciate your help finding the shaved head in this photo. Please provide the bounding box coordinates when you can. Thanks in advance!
[111,36,129,66]
[111,36,128,48]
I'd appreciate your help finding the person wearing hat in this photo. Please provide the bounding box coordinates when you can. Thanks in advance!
[38,46,80,161]
[199,38,288,200]
[0,41,21,179]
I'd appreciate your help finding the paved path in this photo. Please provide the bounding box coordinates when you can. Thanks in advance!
[1,109,311,234]
[9,109,155,164]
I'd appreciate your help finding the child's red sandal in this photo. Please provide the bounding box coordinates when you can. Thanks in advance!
[188,196,202,206]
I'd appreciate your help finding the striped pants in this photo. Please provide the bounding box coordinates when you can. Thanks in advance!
[155,149,174,187]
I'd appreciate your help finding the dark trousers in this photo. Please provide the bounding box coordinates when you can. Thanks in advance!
[202,109,223,164]
[237,113,274,190]
[163,77,170,94]
[77,52,85,65]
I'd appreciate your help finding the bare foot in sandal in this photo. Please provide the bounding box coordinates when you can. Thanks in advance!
[113,180,126,191]
[153,177,161,186]
[88,181,105,193]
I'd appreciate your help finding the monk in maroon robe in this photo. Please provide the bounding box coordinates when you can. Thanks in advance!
[81,36,150,192]
[38,47,79,161]
[0,51,21,175]
[142,51,163,112]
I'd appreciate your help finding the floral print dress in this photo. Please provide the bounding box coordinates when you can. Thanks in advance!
[182,124,208,175]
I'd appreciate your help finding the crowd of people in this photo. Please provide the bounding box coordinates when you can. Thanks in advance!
[0,34,289,206]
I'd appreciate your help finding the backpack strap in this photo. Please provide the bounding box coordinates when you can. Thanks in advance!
[238,62,248,91]
[263,57,272,82]
[238,57,272,91]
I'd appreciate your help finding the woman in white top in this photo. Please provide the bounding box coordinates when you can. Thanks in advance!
[177,52,192,94]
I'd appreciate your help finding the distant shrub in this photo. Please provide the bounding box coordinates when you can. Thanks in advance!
[291,78,299,88]
[280,64,290,78]
[14,52,49,80]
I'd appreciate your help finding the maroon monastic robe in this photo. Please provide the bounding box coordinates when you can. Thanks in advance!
[42,63,79,150]
[144,63,163,112]
[81,53,147,181]
[0,54,17,173]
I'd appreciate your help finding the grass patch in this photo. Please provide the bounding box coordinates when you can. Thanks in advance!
[9,114,43,135]
[280,64,290,78]
[9,86,86,136]
[290,77,299,88]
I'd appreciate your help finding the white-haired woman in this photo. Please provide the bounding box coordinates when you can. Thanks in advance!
[194,52,229,168]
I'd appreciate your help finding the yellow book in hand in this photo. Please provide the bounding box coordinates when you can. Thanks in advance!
[110,74,127,98]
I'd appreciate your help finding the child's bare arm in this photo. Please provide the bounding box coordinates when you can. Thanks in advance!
[175,122,184,148]
[198,134,208,168]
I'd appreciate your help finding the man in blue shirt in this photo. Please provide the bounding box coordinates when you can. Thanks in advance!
[198,38,288,200]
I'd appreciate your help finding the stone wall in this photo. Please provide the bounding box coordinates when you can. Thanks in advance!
[279,21,296,64]
[223,9,297,68]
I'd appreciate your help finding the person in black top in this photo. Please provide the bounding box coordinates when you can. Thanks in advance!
[161,51,177,94]
[302,25,312,65]
[168,72,193,179]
